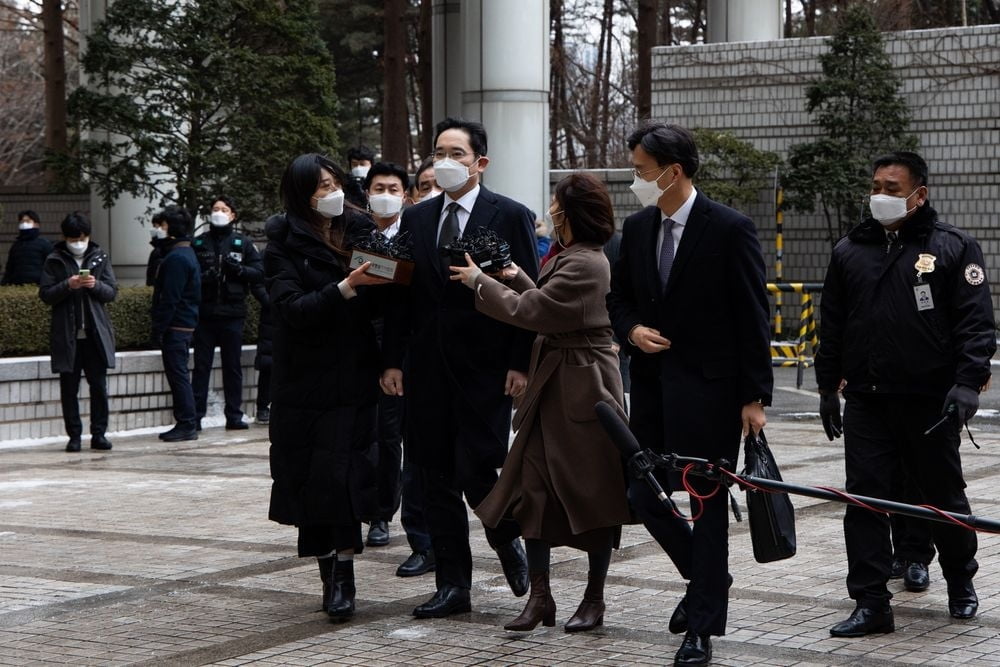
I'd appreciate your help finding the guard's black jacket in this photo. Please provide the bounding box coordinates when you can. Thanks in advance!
[815,203,996,397]
[192,225,264,319]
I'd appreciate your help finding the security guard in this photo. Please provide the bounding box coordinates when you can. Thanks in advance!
[815,151,995,637]
[192,196,264,430]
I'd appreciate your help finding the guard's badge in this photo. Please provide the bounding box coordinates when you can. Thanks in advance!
[965,263,985,286]
[914,253,936,276]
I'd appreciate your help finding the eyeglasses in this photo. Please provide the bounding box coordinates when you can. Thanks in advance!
[431,149,478,162]
[632,165,668,180]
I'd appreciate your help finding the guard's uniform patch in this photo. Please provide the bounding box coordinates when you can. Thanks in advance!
[964,263,985,286]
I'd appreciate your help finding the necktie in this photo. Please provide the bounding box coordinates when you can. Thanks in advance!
[659,217,676,290]
[438,202,460,248]
[886,231,897,254]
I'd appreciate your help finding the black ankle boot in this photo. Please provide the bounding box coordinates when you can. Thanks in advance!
[327,558,356,621]
[317,557,334,613]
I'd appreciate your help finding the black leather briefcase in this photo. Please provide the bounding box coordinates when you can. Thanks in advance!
[742,430,797,563]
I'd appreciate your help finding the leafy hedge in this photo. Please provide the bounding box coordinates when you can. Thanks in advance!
[0,285,259,357]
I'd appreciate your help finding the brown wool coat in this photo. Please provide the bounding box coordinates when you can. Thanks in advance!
[473,242,631,540]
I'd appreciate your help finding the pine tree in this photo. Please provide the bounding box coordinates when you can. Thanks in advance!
[783,4,917,245]
[59,0,339,220]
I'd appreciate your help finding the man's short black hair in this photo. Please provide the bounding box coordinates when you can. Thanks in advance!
[872,151,928,187]
[60,212,91,238]
[211,195,238,220]
[347,145,376,163]
[17,210,40,225]
[626,122,699,178]
[160,205,193,238]
[434,117,488,156]
[363,161,410,191]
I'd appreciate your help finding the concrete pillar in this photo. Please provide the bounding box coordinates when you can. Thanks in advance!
[432,0,549,216]
[707,0,782,43]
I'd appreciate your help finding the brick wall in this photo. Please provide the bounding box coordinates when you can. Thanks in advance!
[649,25,1000,306]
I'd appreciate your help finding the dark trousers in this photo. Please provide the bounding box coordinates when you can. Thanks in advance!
[374,392,403,521]
[161,329,196,429]
[59,336,109,439]
[890,462,935,565]
[423,448,521,591]
[192,316,244,422]
[400,449,432,554]
[629,474,730,636]
[843,393,977,608]
[256,366,271,411]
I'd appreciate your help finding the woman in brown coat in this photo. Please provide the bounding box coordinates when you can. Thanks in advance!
[450,172,630,633]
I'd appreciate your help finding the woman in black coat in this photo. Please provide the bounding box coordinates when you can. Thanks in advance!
[262,153,389,622]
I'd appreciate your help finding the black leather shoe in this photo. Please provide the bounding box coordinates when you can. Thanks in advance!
[90,435,112,450]
[225,420,249,430]
[948,580,978,619]
[903,562,930,592]
[160,425,198,442]
[327,558,355,621]
[396,551,435,577]
[65,437,81,452]
[495,539,529,597]
[366,520,389,547]
[830,606,894,637]
[412,585,471,618]
[669,573,732,635]
[256,407,270,425]
[890,557,906,579]
[674,632,711,665]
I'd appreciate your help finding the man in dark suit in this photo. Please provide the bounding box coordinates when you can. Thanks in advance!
[607,123,773,666]
[381,117,539,618]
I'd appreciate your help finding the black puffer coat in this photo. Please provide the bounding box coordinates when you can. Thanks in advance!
[3,228,53,285]
[38,241,118,373]
[262,209,382,527]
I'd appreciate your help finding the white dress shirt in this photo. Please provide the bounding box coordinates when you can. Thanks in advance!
[437,184,480,241]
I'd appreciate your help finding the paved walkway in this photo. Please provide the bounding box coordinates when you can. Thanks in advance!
[2,417,1000,666]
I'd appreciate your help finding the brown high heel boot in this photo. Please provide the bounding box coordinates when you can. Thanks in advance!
[564,570,605,632]
[504,571,556,631]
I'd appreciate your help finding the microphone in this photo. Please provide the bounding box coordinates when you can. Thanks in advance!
[594,401,669,503]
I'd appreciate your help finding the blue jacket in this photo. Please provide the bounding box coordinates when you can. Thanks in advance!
[151,238,201,337]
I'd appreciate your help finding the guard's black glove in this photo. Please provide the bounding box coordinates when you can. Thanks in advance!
[819,391,843,441]
[222,256,243,278]
[943,384,979,424]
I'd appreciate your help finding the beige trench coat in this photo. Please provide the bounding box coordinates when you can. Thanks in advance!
[473,242,630,544]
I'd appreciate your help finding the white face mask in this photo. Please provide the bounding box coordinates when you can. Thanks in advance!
[350,165,370,179]
[313,189,345,218]
[869,191,917,226]
[18,221,35,231]
[369,193,403,218]
[67,240,88,257]
[210,211,231,227]
[433,158,472,192]
[630,166,674,208]
[422,188,443,201]
[150,227,167,240]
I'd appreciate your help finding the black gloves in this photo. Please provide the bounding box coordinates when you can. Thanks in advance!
[819,391,843,441]
[222,256,243,278]
[943,384,979,424]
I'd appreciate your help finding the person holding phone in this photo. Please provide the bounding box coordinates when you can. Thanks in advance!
[39,212,118,452]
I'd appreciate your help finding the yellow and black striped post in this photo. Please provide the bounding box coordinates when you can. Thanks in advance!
[774,180,784,336]
[767,282,822,387]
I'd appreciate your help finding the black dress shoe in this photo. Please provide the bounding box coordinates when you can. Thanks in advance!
[903,562,930,592]
[90,435,112,450]
[830,606,894,637]
[674,632,711,666]
[160,425,199,442]
[396,551,435,577]
[948,580,978,619]
[65,437,81,452]
[669,573,732,635]
[225,420,249,430]
[889,557,906,579]
[412,585,471,618]
[495,539,529,597]
[366,520,389,547]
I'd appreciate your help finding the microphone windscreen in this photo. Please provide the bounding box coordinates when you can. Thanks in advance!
[594,400,641,456]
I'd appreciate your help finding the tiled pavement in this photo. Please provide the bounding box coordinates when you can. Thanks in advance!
[2,419,1000,666]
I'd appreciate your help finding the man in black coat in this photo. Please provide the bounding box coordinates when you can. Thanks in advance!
[815,151,995,636]
[191,196,264,430]
[607,123,772,666]
[39,213,118,452]
[381,117,539,618]
[3,210,53,285]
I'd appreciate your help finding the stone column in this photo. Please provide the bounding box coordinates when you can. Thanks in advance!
[707,0,782,43]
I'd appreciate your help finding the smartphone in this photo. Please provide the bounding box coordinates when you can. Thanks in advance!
[78,269,91,278]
